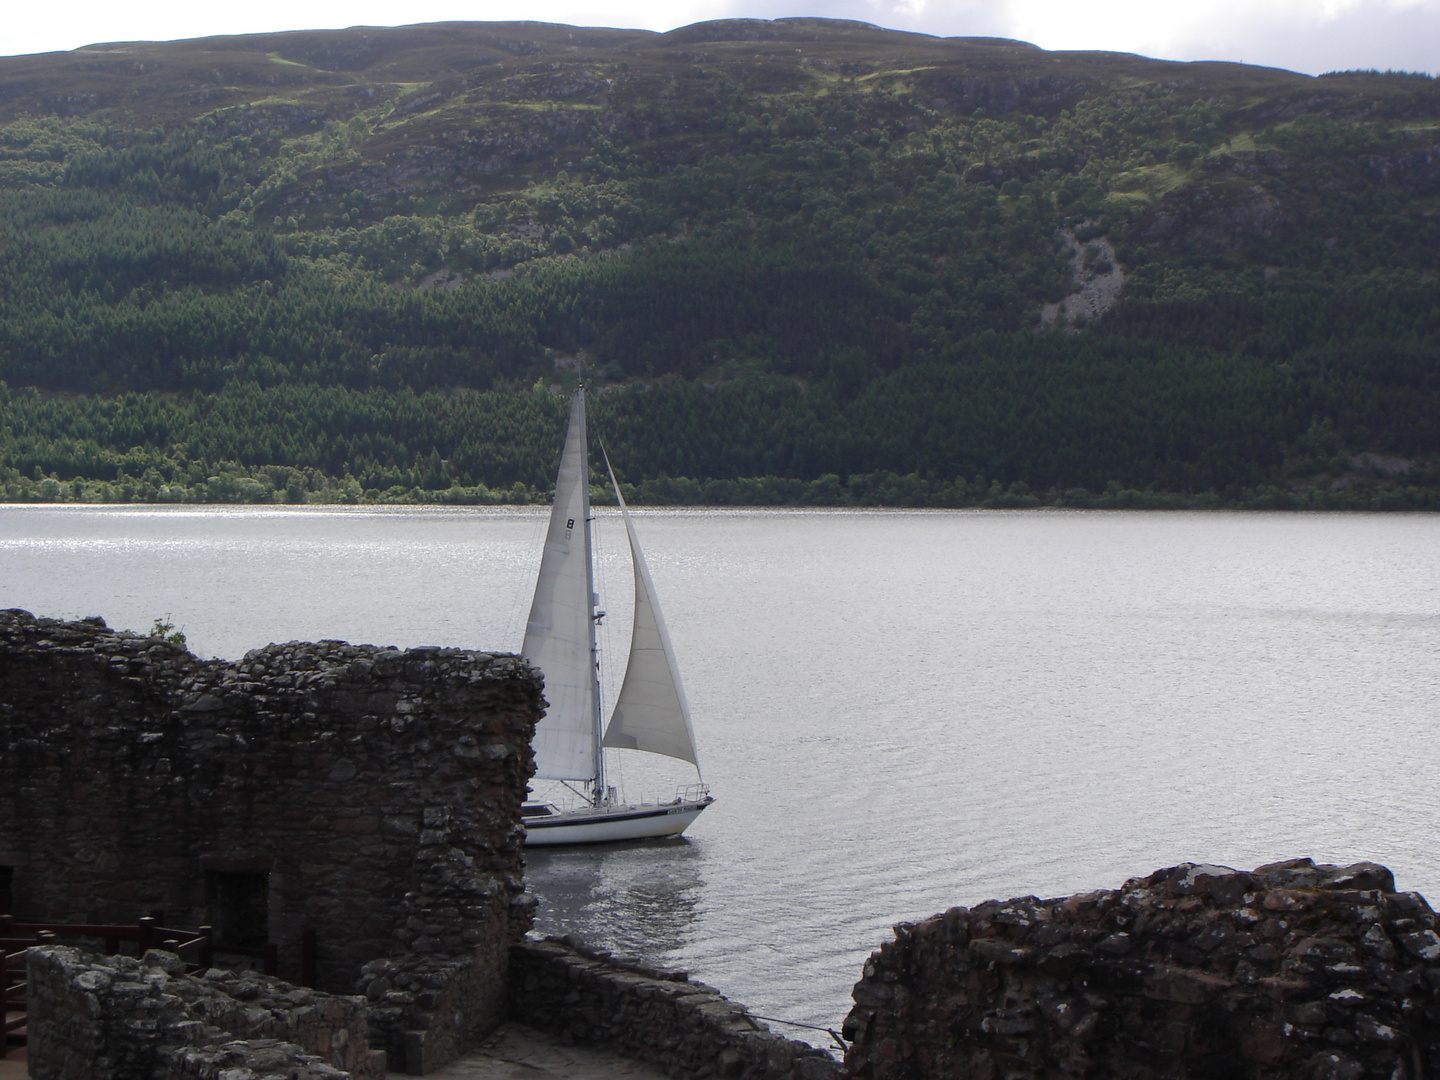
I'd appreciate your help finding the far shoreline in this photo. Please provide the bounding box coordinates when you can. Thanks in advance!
[1,486,1437,513]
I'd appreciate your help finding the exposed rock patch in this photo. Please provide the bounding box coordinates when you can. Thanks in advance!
[1041,225,1126,329]
[1351,452,1413,476]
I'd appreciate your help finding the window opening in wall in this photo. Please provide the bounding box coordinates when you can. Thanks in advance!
[0,867,11,915]
[205,870,269,950]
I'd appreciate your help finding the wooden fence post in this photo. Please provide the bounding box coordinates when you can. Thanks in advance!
[0,949,10,1061]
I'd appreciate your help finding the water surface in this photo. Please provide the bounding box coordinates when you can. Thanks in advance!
[3,505,1436,1039]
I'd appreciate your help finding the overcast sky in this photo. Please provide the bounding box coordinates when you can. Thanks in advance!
[2,0,1437,76]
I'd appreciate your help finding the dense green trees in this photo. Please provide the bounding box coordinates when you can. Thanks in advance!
[0,36,1436,506]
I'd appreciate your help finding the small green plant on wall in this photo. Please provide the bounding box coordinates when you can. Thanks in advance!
[150,617,187,647]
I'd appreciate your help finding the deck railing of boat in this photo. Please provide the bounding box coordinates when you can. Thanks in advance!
[527,785,711,812]
[622,784,709,806]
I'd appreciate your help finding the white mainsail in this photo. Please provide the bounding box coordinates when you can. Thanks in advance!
[521,390,599,781]
[601,450,700,770]
[517,386,712,844]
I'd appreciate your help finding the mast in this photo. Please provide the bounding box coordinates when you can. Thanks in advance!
[578,383,606,806]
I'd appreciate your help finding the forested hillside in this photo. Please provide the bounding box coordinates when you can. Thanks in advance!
[1,18,1437,507]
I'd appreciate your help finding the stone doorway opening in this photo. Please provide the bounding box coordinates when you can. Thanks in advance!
[205,870,269,953]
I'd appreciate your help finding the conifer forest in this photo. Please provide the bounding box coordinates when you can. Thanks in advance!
[1,19,1436,506]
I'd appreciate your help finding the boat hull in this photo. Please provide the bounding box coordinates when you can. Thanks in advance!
[523,798,712,846]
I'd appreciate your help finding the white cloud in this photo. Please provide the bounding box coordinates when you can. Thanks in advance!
[1158,0,1440,73]
[0,0,1436,74]
[996,0,1440,73]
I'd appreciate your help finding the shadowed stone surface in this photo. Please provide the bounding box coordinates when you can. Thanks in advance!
[27,945,382,1080]
[844,859,1440,1080]
[0,610,543,1074]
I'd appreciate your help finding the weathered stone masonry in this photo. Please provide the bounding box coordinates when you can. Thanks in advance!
[27,944,382,1080]
[0,609,543,1073]
[843,859,1440,1080]
[509,936,841,1080]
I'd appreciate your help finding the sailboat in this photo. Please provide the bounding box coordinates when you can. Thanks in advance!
[519,383,713,845]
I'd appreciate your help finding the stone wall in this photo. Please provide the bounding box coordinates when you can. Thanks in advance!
[510,936,841,1080]
[27,944,382,1079]
[359,952,507,1074]
[160,1039,348,1080]
[843,858,1440,1080]
[0,609,543,1072]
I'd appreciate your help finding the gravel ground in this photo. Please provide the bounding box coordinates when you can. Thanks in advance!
[392,1023,670,1080]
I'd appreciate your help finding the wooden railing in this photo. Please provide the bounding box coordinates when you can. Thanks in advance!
[2,940,27,1061]
[2,915,212,963]
[0,916,316,1060]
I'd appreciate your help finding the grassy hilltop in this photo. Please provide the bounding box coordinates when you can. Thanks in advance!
[0,18,1437,507]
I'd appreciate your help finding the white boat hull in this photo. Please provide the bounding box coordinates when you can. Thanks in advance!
[523,798,713,846]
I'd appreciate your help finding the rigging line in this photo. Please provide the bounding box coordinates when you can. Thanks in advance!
[745,1014,849,1052]
[559,779,591,804]
[591,495,614,705]
[590,478,625,801]
[592,494,628,800]
[607,709,627,801]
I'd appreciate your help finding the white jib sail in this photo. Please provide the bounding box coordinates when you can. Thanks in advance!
[522,390,598,781]
[601,450,701,770]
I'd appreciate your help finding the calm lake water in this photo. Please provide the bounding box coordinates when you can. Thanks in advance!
[2,505,1437,1042]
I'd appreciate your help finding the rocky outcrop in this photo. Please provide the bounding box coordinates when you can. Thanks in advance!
[1145,177,1288,251]
[1366,142,1440,190]
[843,859,1440,1080]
